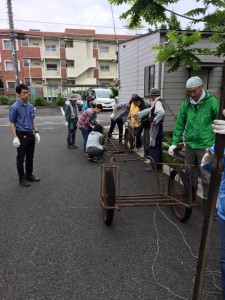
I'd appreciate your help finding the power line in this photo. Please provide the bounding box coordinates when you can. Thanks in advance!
[0,18,147,31]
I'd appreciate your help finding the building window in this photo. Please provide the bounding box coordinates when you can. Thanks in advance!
[46,45,56,51]
[5,61,14,71]
[60,60,66,68]
[100,65,109,72]
[93,42,98,49]
[7,82,15,89]
[22,39,29,46]
[62,79,67,85]
[3,40,11,50]
[60,39,65,48]
[25,78,31,86]
[144,65,155,97]
[46,64,57,70]
[100,46,109,53]
[23,59,30,67]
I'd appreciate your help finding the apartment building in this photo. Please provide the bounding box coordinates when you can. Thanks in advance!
[0,28,133,99]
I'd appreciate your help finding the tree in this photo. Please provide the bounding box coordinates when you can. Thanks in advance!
[108,0,225,72]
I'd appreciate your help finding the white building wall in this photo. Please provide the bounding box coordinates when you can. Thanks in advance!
[118,32,161,102]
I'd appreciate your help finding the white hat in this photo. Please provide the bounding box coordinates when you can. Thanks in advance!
[186,76,203,89]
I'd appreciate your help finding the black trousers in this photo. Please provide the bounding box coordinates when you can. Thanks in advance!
[108,118,124,143]
[16,132,35,179]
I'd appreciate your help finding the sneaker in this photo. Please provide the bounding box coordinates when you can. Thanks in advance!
[144,158,151,164]
[84,151,88,156]
[135,147,143,152]
[19,178,31,187]
[68,145,78,149]
[93,157,103,163]
[26,175,40,182]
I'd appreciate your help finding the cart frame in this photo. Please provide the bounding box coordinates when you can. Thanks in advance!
[100,156,197,225]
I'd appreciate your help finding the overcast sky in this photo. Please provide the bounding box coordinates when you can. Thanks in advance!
[1,0,208,35]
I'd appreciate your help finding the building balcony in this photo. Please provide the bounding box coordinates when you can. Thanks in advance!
[41,49,61,58]
[44,69,61,78]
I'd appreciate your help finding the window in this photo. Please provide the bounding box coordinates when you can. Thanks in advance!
[100,65,109,72]
[60,39,65,48]
[5,61,14,71]
[144,65,155,97]
[46,64,57,70]
[60,60,66,68]
[7,82,15,89]
[3,40,11,50]
[22,39,29,46]
[23,59,30,67]
[93,42,98,49]
[25,78,31,86]
[100,46,109,53]
[46,45,56,51]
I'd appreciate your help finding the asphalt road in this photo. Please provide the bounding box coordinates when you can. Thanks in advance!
[0,106,222,299]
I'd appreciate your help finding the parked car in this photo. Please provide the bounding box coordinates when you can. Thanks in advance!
[90,88,115,110]
[65,93,83,111]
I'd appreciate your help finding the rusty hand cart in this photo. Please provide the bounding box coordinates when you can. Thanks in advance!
[99,156,197,226]
[104,120,136,153]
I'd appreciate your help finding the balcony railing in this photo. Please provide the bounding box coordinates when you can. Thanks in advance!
[45,68,61,77]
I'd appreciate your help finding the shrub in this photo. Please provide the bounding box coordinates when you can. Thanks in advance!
[33,96,47,106]
[0,96,9,105]
[55,97,65,106]
[8,98,16,105]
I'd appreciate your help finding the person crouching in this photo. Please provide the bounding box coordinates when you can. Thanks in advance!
[86,124,106,163]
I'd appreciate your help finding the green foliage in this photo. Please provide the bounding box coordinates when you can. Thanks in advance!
[152,31,213,72]
[55,97,65,106]
[8,98,16,105]
[109,0,225,70]
[33,96,47,106]
[109,86,118,99]
[0,96,9,105]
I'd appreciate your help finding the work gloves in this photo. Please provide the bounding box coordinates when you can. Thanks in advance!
[201,148,213,167]
[13,137,20,148]
[168,145,177,156]
[35,132,40,143]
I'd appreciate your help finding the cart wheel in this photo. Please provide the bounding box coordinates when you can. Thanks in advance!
[168,169,192,222]
[124,128,135,151]
[103,170,116,226]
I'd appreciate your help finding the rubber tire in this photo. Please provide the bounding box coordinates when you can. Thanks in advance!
[168,169,193,222]
[103,170,116,226]
[124,128,135,151]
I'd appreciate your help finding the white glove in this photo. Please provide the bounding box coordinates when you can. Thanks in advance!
[212,119,225,135]
[168,145,177,156]
[13,137,20,148]
[201,148,213,167]
[110,113,115,119]
[212,109,225,134]
[35,133,40,143]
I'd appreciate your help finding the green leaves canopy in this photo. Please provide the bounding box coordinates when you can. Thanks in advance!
[109,0,225,71]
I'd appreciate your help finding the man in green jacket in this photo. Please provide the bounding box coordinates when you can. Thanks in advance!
[168,76,219,206]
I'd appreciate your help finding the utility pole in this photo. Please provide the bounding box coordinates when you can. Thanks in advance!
[7,0,20,86]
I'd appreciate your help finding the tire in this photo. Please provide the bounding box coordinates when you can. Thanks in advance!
[103,170,116,226]
[168,169,192,222]
[124,128,135,151]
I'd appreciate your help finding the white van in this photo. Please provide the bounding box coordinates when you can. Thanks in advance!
[90,88,115,110]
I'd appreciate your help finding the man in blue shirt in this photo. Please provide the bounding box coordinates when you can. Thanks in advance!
[9,84,40,187]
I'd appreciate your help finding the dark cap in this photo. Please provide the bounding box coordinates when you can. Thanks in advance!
[87,95,94,103]
[149,88,160,96]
